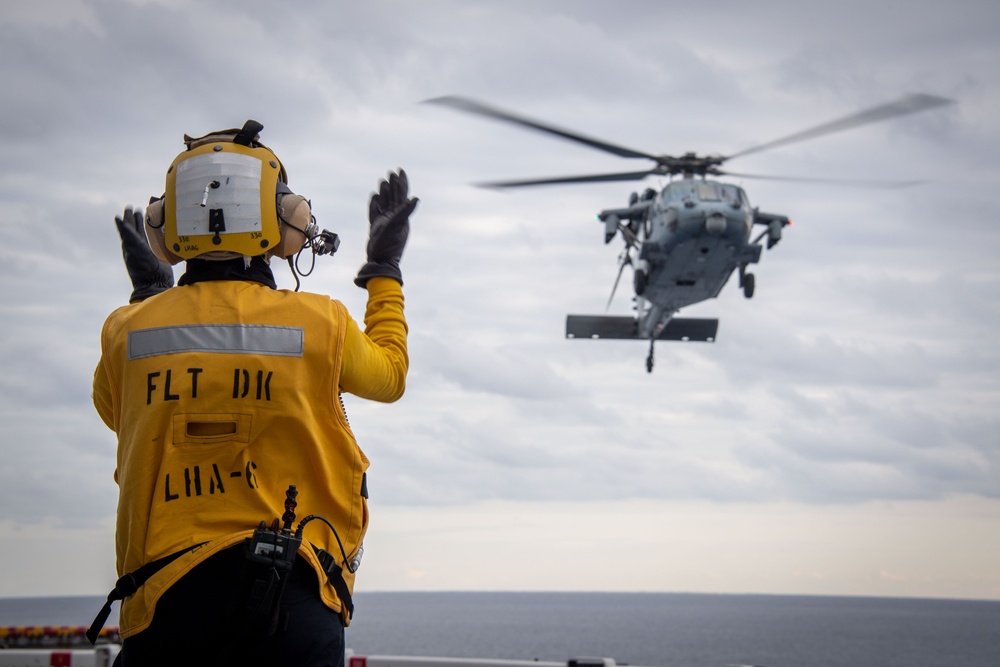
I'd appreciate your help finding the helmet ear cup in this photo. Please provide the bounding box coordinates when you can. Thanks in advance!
[144,198,183,265]
[273,194,313,259]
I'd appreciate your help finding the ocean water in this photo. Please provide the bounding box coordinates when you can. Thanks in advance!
[1,592,998,667]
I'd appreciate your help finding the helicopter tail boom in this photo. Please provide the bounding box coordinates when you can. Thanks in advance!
[566,315,718,342]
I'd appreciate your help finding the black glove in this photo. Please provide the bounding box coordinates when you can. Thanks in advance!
[354,169,418,288]
[115,206,174,302]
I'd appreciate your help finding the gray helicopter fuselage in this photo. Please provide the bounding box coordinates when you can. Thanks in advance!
[601,178,765,341]
[638,179,756,314]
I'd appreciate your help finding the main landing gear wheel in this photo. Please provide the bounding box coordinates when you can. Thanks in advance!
[742,272,755,299]
[634,268,647,296]
[646,339,655,373]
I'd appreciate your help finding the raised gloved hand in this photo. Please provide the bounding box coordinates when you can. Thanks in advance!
[115,206,174,302]
[354,169,418,288]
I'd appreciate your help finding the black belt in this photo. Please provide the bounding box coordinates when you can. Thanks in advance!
[313,546,354,619]
[86,543,203,645]
[86,541,354,644]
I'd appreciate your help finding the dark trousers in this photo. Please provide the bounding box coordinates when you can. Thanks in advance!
[114,546,345,667]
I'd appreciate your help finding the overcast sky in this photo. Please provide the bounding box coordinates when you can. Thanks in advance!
[1,0,998,605]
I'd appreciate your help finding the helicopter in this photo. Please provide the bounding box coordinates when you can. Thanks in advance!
[427,94,954,372]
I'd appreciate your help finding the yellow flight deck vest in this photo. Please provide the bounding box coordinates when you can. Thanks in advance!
[95,280,374,638]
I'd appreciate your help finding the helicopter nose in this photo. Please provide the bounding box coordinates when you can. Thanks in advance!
[705,212,726,235]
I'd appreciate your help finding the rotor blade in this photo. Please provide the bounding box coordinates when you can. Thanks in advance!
[477,169,660,189]
[726,93,955,161]
[720,170,927,188]
[425,95,660,161]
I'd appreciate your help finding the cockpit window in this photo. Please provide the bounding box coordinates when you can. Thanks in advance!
[663,181,747,207]
[695,182,721,201]
[664,183,695,202]
[720,184,743,206]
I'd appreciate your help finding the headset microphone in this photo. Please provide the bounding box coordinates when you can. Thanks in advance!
[314,229,341,256]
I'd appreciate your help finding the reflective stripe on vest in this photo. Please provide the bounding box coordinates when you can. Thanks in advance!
[128,324,305,359]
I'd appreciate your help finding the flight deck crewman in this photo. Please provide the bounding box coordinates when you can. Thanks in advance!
[90,121,417,666]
